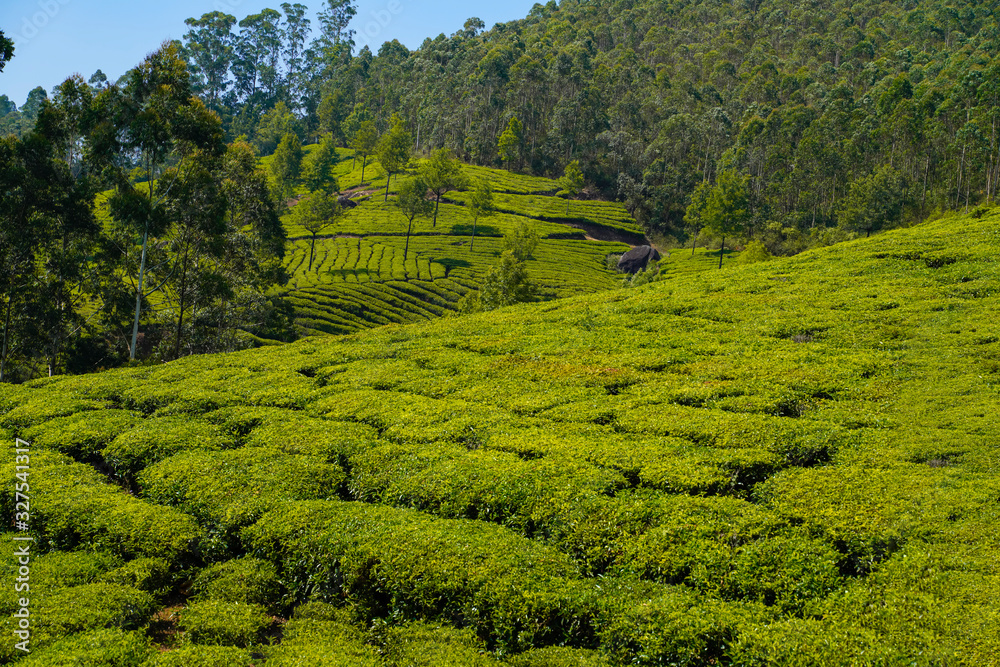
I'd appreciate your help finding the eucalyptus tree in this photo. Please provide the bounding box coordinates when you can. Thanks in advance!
[270,132,304,203]
[376,113,412,200]
[87,43,226,361]
[280,2,312,106]
[0,100,98,380]
[396,176,434,262]
[351,120,378,182]
[183,12,237,111]
[303,133,340,194]
[468,179,495,251]
[233,9,283,105]
[420,148,467,227]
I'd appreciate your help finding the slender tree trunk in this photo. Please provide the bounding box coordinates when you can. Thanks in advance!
[361,155,368,182]
[129,225,150,362]
[691,232,697,256]
[173,239,191,361]
[922,156,930,210]
[404,216,414,261]
[385,172,392,201]
[718,236,724,269]
[0,289,14,383]
[433,195,441,227]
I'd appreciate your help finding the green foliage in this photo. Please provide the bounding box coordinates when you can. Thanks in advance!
[23,408,141,460]
[5,210,1000,662]
[301,133,340,194]
[685,168,751,266]
[420,148,468,227]
[17,629,153,667]
[36,583,157,639]
[479,250,537,310]
[270,132,304,202]
[838,165,908,237]
[264,617,380,666]
[0,30,13,73]
[503,220,540,261]
[100,558,172,599]
[139,447,344,558]
[192,557,282,609]
[498,116,524,170]
[255,101,299,156]
[376,112,412,199]
[350,120,378,182]
[178,599,272,647]
[143,645,255,667]
[738,240,773,265]
[103,416,233,480]
[507,647,609,666]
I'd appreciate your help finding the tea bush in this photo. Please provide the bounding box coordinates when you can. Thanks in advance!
[16,628,153,666]
[103,417,234,480]
[143,645,256,667]
[177,599,273,647]
[139,448,344,559]
[3,211,1000,663]
[191,557,283,611]
[22,408,142,461]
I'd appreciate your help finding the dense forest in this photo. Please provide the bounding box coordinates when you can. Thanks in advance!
[6,0,1000,246]
[7,0,997,244]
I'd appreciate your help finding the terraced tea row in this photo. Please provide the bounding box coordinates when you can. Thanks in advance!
[273,149,641,338]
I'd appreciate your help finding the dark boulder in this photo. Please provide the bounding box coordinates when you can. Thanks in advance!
[617,245,661,274]
[338,196,358,209]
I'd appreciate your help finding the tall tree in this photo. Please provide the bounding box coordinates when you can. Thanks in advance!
[468,178,495,251]
[87,42,225,361]
[376,113,412,201]
[270,132,304,203]
[498,116,524,170]
[395,176,434,262]
[280,2,312,107]
[686,168,751,268]
[317,0,358,48]
[159,151,228,360]
[233,9,283,105]
[256,101,299,155]
[559,160,584,215]
[351,119,378,182]
[420,148,467,227]
[183,12,237,110]
[302,133,340,194]
[292,191,342,270]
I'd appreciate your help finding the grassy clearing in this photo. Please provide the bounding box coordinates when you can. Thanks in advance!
[2,207,998,662]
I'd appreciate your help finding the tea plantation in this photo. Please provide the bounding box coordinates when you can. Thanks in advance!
[275,149,642,336]
[2,208,999,665]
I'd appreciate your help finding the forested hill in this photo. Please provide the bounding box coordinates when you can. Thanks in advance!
[169,0,1000,249]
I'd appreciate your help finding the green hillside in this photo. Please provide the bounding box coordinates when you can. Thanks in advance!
[273,148,644,336]
[2,210,999,664]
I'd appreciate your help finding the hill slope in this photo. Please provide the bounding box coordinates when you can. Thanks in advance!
[1,210,999,664]
[274,149,645,337]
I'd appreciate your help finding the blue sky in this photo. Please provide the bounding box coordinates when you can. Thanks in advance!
[0,0,541,106]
